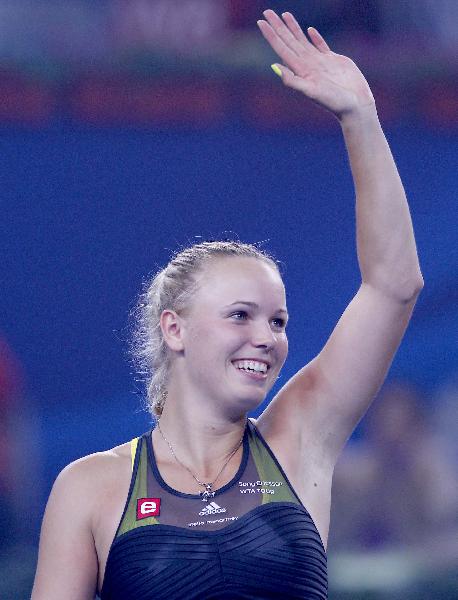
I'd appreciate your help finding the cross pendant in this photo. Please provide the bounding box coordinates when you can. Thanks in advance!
[200,484,215,502]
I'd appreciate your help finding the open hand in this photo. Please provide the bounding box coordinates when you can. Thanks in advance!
[257,10,375,119]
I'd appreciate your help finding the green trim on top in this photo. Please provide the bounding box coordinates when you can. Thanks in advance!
[248,423,300,506]
[116,423,300,538]
[117,436,159,537]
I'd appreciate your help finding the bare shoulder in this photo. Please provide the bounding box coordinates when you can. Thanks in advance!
[54,441,132,508]
[63,441,132,480]
[40,440,133,550]
[32,440,133,600]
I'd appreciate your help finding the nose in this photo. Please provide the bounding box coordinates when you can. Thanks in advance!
[251,320,277,349]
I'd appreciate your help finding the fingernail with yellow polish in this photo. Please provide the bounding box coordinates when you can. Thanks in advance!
[271,64,282,77]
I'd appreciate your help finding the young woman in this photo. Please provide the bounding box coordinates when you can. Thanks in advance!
[32,10,423,600]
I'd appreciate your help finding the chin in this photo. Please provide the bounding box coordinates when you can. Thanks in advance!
[234,391,267,415]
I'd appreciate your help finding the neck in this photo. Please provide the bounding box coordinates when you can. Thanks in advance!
[154,392,248,479]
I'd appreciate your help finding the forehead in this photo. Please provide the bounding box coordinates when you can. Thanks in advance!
[195,256,286,305]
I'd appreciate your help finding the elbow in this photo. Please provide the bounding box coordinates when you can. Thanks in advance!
[415,275,425,293]
[366,272,425,303]
[399,274,425,303]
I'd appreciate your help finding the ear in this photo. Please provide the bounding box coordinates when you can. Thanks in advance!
[160,309,185,352]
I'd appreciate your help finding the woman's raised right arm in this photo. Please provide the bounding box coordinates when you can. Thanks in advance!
[31,459,99,600]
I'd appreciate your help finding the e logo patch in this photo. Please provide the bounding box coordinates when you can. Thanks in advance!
[137,497,161,520]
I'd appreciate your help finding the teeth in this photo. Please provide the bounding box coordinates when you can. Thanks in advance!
[233,360,268,373]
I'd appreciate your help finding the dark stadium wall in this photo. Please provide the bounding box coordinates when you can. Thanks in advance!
[1,123,456,492]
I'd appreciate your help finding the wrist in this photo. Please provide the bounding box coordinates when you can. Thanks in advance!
[338,102,379,129]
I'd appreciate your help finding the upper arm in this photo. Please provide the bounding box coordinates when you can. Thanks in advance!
[32,461,99,600]
[259,281,423,464]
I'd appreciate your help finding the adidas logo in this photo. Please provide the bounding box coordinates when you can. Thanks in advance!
[198,502,227,516]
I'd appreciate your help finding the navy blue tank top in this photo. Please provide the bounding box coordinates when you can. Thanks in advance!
[101,418,327,599]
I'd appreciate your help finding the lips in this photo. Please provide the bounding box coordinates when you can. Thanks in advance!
[231,360,269,381]
[232,357,271,370]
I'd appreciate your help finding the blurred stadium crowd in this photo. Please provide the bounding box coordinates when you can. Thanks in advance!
[0,0,456,127]
[1,1,457,599]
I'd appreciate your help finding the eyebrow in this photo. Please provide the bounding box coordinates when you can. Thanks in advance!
[224,301,288,315]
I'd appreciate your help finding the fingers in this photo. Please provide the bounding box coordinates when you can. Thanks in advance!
[307,27,331,53]
[257,19,302,72]
[271,64,316,98]
[261,10,305,57]
[258,9,331,61]
[281,12,317,53]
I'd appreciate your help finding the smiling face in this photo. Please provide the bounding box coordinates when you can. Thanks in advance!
[175,256,289,416]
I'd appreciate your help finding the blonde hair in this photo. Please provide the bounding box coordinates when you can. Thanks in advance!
[129,240,280,418]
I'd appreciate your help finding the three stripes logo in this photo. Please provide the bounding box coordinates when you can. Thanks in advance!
[198,501,227,517]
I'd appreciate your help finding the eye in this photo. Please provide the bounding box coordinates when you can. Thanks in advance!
[271,317,286,329]
[230,310,248,320]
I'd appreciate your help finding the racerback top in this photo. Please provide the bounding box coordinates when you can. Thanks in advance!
[100,418,327,599]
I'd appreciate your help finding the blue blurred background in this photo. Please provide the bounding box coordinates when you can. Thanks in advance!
[1,1,457,598]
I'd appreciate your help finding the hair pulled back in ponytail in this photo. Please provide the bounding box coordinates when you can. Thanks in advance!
[129,240,280,419]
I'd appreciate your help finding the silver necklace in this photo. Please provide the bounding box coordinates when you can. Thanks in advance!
[156,419,246,502]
